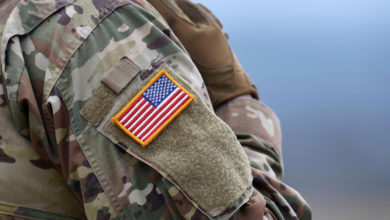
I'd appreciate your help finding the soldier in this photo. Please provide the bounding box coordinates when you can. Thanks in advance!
[0,0,311,219]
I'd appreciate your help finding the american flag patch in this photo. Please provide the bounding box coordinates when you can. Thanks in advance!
[112,69,195,147]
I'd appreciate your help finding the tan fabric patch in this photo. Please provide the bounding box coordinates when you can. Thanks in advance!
[101,57,140,94]
[80,84,117,126]
[98,65,253,217]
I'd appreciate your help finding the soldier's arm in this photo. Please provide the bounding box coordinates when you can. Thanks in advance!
[2,0,266,219]
[147,0,311,219]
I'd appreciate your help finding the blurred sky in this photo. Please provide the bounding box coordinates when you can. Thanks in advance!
[195,1,390,219]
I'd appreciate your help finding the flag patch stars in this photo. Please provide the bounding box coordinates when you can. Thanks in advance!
[112,69,195,147]
[142,74,177,107]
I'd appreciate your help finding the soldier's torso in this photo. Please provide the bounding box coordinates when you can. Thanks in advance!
[0,0,86,218]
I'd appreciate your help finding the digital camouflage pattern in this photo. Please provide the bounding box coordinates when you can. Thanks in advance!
[0,0,311,219]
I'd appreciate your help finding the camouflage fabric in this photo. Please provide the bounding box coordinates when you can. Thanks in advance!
[0,82,85,220]
[147,0,259,108]
[148,0,258,108]
[0,0,85,219]
[0,0,311,219]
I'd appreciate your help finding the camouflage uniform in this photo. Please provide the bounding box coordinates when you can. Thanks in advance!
[0,0,311,219]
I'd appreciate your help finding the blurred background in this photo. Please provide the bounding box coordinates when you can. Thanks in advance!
[195,1,390,219]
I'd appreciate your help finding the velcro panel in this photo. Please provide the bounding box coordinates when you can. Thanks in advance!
[80,84,117,126]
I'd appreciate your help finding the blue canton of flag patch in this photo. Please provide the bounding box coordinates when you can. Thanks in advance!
[142,74,177,107]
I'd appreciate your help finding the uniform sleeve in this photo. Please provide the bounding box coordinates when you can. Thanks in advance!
[147,0,312,219]
[2,0,265,219]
